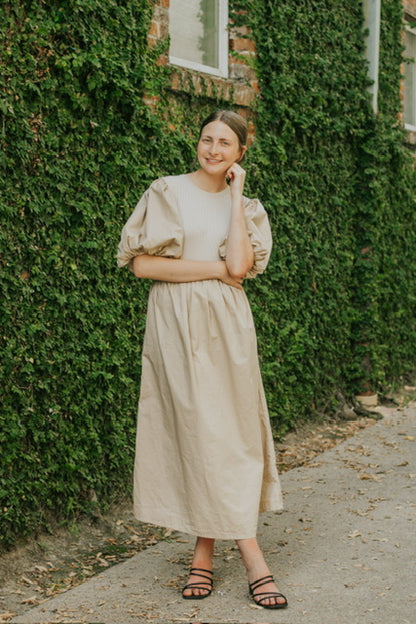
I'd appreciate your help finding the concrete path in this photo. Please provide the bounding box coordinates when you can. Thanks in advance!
[12,404,416,624]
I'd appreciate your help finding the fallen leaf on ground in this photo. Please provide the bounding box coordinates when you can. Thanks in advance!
[360,473,380,481]
[348,530,362,538]
[20,596,39,605]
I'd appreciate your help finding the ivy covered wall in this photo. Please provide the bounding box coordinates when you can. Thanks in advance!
[238,0,416,418]
[1,0,415,547]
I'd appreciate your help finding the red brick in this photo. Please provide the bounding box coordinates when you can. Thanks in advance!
[251,80,260,93]
[230,37,256,53]
[148,20,160,38]
[404,0,416,17]
[156,54,168,66]
[233,84,255,107]
[170,71,180,91]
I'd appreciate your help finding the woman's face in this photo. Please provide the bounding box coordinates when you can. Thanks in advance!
[197,120,245,177]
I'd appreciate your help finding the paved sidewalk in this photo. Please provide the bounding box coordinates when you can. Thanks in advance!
[12,404,416,624]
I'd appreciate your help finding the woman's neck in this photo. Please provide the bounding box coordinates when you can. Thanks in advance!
[189,169,227,193]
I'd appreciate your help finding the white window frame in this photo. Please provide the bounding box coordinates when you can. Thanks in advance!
[169,0,229,78]
[404,24,416,132]
[363,0,381,114]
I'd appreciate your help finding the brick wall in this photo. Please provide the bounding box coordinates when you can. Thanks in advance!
[403,0,416,18]
[146,0,258,124]
[147,2,412,144]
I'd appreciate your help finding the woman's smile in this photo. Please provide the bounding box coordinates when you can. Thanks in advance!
[205,157,222,164]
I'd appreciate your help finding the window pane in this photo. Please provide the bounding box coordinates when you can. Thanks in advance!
[170,0,219,69]
[404,30,416,127]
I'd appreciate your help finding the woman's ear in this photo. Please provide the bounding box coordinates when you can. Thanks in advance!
[237,145,247,163]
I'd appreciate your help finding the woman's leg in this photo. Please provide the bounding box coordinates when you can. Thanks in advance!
[182,537,215,598]
[236,537,287,607]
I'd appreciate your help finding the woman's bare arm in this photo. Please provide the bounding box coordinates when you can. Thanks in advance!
[224,163,254,279]
[132,255,243,289]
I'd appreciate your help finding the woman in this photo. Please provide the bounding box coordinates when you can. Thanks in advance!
[117,110,288,609]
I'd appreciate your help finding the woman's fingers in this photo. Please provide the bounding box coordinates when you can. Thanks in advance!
[224,275,244,290]
[226,162,246,187]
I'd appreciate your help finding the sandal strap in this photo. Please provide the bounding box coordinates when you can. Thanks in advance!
[182,582,212,591]
[253,591,288,606]
[182,568,213,596]
[187,568,213,584]
[249,574,274,593]
[190,567,213,576]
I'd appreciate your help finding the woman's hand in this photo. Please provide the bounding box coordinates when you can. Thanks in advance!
[226,162,246,198]
[218,261,244,290]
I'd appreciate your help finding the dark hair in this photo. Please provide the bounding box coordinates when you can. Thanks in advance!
[198,110,248,162]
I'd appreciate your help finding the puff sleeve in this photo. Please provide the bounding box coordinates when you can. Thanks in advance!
[219,197,273,279]
[117,178,184,271]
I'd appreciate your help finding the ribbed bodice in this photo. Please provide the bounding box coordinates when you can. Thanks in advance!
[165,174,231,262]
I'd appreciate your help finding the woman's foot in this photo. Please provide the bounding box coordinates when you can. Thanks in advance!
[236,537,287,608]
[181,537,215,599]
[248,574,288,609]
[182,567,213,599]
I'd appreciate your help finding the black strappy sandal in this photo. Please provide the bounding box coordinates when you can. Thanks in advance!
[182,567,213,600]
[249,574,288,609]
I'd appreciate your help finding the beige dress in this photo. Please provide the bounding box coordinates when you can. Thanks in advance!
[117,174,283,540]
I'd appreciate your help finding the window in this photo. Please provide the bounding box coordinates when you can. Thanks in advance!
[169,0,228,78]
[404,25,416,131]
[363,0,381,114]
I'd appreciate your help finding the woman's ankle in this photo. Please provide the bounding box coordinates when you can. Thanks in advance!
[235,537,271,580]
[191,537,215,570]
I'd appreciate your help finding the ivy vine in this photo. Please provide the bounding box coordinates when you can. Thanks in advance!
[1,0,415,548]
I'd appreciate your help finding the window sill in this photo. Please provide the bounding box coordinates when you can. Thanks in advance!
[404,125,416,146]
[169,65,257,109]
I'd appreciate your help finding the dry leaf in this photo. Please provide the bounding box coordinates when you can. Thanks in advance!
[348,530,361,538]
[21,595,39,604]
[360,473,379,480]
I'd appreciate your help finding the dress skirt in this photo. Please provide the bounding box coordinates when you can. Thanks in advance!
[133,279,283,540]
